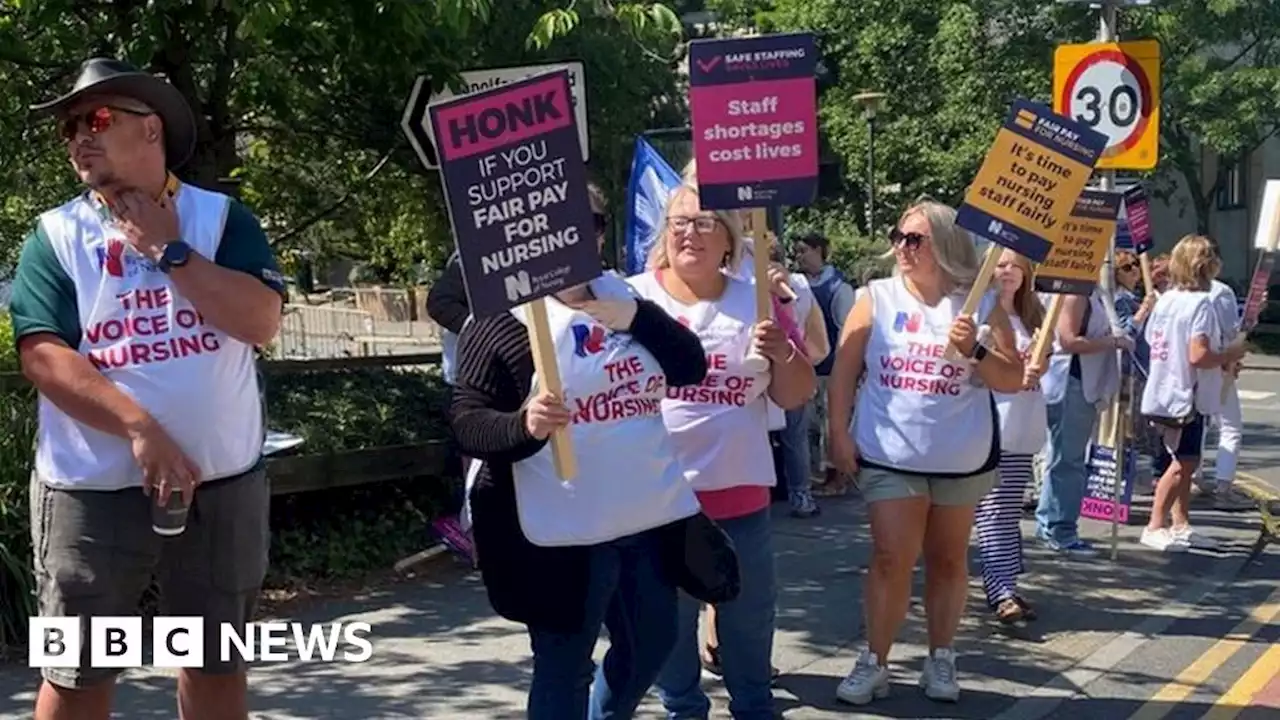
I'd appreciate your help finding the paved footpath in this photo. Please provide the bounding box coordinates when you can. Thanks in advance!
[1,369,1278,719]
[0,500,1274,719]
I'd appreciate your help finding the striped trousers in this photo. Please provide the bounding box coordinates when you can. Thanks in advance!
[975,452,1034,608]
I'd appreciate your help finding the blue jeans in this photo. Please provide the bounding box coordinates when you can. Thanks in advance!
[778,402,813,507]
[1036,375,1096,545]
[655,508,776,719]
[527,528,678,720]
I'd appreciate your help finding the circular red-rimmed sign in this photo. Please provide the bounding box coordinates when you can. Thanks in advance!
[1058,48,1153,158]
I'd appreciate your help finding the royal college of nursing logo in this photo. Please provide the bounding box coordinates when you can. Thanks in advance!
[571,323,606,358]
[893,311,923,334]
[96,239,158,278]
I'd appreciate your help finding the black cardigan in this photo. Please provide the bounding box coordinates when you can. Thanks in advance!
[450,299,707,632]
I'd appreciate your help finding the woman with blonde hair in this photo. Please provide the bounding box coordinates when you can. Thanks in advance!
[974,248,1048,624]
[631,171,816,719]
[1140,235,1247,551]
[827,200,1024,704]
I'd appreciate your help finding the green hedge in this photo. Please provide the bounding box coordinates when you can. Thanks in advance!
[0,315,455,650]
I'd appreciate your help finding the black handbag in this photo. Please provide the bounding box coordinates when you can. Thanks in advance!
[660,512,741,605]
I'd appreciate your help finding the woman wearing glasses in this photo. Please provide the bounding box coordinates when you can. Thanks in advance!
[631,172,816,720]
[826,200,1024,705]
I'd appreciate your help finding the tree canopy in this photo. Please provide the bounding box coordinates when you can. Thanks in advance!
[0,0,685,281]
[711,0,1280,236]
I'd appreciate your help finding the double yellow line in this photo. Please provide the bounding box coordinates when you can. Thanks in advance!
[1127,586,1280,719]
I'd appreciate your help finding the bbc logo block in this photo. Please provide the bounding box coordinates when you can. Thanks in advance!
[29,617,80,669]
[29,616,204,669]
[29,617,374,668]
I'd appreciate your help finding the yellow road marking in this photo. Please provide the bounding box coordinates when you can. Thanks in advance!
[1236,472,1280,501]
[1198,642,1280,719]
[1127,586,1280,720]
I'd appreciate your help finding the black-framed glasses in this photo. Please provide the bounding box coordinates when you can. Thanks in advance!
[668,215,722,234]
[889,227,926,249]
[57,105,153,142]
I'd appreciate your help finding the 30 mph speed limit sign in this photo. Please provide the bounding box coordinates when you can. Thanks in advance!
[1053,40,1160,171]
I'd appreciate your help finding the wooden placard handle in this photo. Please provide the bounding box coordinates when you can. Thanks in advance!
[1138,253,1155,296]
[944,243,1003,361]
[754,224,773,321]
[1030,294,1065,364]
[526,297,577,481]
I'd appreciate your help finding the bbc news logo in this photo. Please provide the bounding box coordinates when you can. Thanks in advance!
[29,617,373,668]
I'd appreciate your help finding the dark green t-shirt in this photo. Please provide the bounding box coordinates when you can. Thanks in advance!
[8,197,286,349]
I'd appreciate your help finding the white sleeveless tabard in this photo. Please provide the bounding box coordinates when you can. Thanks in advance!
[995,316,1049,455]
[1040,289,1119,406]
[35,184,263,490]
[508,273,699,547]
[852,276,999,476]
[628,271,776,492]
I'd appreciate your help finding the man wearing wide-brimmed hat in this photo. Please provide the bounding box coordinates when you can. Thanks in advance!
[7,58,285,719]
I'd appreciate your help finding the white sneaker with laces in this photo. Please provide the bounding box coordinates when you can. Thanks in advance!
[920,647,960,702]
[1172,525,1220,550]
[835,650,890,705]
[1140,527,1190,552]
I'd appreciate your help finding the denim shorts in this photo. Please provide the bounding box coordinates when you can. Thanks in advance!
[856,465,997,506]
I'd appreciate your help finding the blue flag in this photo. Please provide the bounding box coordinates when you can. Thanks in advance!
[623,137,682,276]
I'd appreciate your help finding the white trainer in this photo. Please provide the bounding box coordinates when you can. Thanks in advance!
[1140,526,1190,552]
[1172,525,1221,550]
[835,650,890,705]
[920,647,960,702]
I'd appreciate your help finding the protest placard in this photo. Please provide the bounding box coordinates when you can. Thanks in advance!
[1029,190,1121,362]
[957,100,1108,263]
[1241,179,1280,333]
[429,68,597,479]
[947,100,1108,358]
[1035,190,1120,296]
[688,32,819,211]
[1122,184,1155,290]
[1081,444,1138,525]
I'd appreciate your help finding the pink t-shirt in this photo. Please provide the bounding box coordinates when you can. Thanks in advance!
[696,486,771,520]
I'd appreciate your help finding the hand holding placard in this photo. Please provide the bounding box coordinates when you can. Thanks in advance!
[527,297,577,481]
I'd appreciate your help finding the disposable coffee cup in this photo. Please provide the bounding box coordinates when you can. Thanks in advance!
[151,491,190,536]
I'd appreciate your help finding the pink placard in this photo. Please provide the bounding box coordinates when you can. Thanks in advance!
[689,77,818,185]
[431,73,574,163]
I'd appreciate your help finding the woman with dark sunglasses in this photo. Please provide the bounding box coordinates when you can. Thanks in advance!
[827,200,1024,705]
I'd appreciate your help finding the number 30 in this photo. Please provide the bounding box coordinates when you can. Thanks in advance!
[1074,85,1139,127]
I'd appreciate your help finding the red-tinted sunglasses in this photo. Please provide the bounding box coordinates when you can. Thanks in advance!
[889,228,926,249]
[57,106,152,142]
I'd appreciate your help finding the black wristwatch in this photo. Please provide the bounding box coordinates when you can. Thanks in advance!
[968,343,989,363]
[157,240,192,273]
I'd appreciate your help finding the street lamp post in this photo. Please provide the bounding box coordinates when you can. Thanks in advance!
[853,91,888,236]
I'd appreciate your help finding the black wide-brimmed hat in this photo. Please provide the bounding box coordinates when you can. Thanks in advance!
[31,57,197,169]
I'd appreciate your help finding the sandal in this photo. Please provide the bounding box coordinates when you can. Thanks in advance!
[1013,595,1038,622]
[995,598,1025,624]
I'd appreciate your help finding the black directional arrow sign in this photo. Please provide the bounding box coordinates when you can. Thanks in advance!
[401,63,591,171]
[401,75,439,169]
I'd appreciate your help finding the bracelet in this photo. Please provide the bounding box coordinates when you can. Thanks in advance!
[784,343,799,364]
